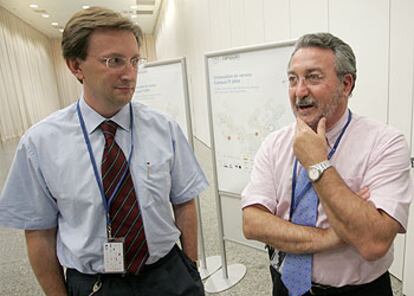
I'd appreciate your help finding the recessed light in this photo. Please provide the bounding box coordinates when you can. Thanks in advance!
[131,14,138,19]
[59,28,64,33]
[82,5,90,9]
[131,5,138,9]
[29,4,38,9]
[41,13,50,18]
[51,22,59,26]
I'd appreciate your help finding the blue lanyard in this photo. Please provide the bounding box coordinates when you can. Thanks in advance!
[290,110,352,214]
[76,100,135,228]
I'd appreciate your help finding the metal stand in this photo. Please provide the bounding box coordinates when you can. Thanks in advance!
[203,193,247,292]
[203,54,247,293]
[204,263,247,293]
[199,255,222,280]
[203,193,247,293]
[201,144,247,292]
[195,197,221,280]
[179,57,222,280]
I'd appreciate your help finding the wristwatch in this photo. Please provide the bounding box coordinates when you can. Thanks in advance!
[307,160,332,182]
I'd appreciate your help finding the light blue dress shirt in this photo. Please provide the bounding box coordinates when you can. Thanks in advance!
[0,98,208,274]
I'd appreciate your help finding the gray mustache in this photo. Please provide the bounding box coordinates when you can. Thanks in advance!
[296,96,316,107]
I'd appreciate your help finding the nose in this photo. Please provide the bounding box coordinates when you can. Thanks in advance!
[294,77,310,98]
[120,63,137,81]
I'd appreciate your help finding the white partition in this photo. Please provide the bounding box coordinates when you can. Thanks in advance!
[263,0,290,42]
[329,0,389,124]
[388,0,414,284]
[404,37,414,296]
[290,0,328,38]
[206,40,296,249]
[404,192,414,296]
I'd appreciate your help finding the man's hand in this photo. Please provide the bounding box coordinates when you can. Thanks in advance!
[25,228,67,296]
[294,117,328,168]
[356,187,370,201]
[324,227,344,248]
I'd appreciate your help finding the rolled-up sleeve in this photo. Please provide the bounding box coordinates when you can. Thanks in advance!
[363,130,413,232]
[168,121,208,205]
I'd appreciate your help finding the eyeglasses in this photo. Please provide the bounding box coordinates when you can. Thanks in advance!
[286,73,325,88]
[99,56,142,70]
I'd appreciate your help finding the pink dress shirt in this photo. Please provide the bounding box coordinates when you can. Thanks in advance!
[241,110,413,287]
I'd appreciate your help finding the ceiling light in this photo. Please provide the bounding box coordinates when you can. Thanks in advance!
[131,14,138,19]
[82,5,90,9]
[29,4,39,9]
[41,13,50,18]
[59,28,64,33]
[51,22,59,26]
[131,5,138,9]
[138,0,155,5]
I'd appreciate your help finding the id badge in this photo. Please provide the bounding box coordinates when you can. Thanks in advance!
[103,238,126,273]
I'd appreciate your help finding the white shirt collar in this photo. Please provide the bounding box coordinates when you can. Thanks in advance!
[78,97,131,134]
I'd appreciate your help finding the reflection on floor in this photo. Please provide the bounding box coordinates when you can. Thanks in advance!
[0,138,404,295]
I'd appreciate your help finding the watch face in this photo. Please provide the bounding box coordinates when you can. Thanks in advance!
[308,167,320,181]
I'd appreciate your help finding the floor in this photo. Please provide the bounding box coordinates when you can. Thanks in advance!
[0,138,404,295]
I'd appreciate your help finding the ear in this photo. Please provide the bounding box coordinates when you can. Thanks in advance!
[66,58,85,82]
[341,73,354,97]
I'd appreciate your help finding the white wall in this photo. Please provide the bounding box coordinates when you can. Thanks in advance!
[388,1,414,288]
[154,0,414,291]
[155,0,412,145]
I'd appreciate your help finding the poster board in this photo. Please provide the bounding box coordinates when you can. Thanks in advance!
[205,40,296,248]
[133,57,191,140]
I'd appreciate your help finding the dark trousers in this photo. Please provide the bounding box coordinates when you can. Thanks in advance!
[270,265,393,296]
[66,245,204,296]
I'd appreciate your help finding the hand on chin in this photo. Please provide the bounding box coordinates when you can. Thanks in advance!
[296,112,322,131]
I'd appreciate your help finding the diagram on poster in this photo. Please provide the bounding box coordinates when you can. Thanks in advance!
[207,43,295,194]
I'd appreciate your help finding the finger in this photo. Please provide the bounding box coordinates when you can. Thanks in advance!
[296,117,311,132]
[356,187,370,200]
[296,117,304,128]
[356,187,368,196]
[295,117,303,135]
[317,117,326,137]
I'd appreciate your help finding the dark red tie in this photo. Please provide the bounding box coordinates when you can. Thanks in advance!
[100,120,149,274]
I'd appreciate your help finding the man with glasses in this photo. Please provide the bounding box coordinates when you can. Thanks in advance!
[0,7,207,296]
[242,33,413,296]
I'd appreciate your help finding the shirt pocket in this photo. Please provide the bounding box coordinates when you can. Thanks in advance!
[138,160,171,209]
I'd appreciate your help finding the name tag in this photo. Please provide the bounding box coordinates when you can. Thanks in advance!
[103,239,126,273]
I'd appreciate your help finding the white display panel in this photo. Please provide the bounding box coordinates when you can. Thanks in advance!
[133,58,190,138]
[206,41,295,195]
[221,194,264,250]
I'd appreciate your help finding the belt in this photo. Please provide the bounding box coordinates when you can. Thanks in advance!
[67,244,179,278]
[309,282,361,295]
[270,265,389,296]
[308,271,389,295]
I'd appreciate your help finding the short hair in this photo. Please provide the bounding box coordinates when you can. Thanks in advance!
[290,32,357,94]
[62,6,143,60]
